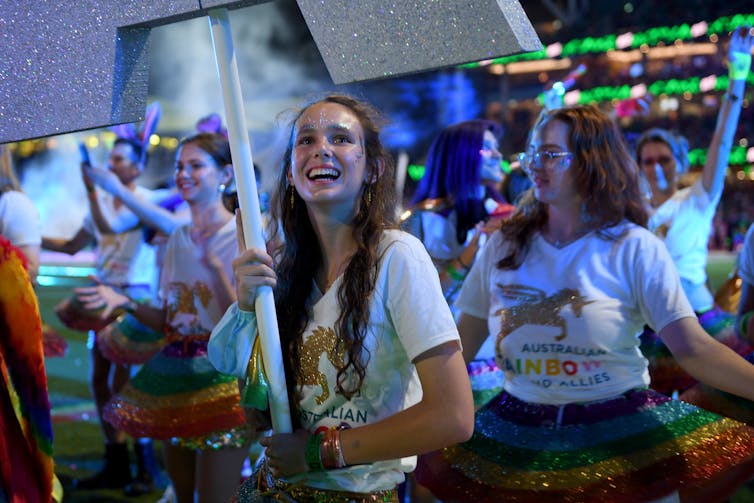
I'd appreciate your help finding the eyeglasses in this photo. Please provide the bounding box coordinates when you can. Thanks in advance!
[517,150,573,174]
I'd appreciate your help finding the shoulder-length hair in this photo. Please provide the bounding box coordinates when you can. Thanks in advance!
[499,105,649,269]
[411,119,502,244]
[270,93,397,419]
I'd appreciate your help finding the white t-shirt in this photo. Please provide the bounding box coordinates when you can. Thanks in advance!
[159,219,237,333]
[0,190,41,247]
[649,178,720,311]
[83,186,158,299]
[456,222,694,405]
[209,229,459,492]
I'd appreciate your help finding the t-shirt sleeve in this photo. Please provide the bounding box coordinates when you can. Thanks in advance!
[454,230,498,319]
[383,234,461,361]
[631,232,695,332]
[1,192,41,246]
[739,224,754,286]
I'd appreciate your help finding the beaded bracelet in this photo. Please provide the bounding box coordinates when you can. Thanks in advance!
[739,311,754,338]
[305,433,324,471]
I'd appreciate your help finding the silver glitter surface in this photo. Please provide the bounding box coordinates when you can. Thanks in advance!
[0,0,256,143]
[298,0,542,84]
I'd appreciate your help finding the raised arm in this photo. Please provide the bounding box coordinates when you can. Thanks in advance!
[41,227,93,255]
[85,165,185,236]
[701,27,752,199]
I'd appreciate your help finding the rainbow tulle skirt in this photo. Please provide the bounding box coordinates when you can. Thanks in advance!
[415,388,754,503]
[103,336,251,450]
[97,313,166,365]
[640,306,752,395]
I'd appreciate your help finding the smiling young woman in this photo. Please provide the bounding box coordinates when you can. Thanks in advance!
[209,93,474,502]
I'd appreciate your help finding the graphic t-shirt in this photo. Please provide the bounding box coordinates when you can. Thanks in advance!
[209,230,460,492]
[159,219,237,335]
[456,222,694,405]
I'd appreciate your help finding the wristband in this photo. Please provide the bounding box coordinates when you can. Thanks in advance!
[305,433,324,471]
[335,429,347,468]
[739,311,754,338]
[446,263,466,282]
[319,428,347,470]
[729,51,752,81]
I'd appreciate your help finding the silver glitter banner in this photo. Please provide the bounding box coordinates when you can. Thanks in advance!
[299,0,541,84]
[0,0,540,143]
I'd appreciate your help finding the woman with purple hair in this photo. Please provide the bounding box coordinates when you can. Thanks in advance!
[405,119,510,310]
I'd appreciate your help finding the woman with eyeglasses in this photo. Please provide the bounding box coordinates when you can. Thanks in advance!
[415,104,754,503]
[635,28,753,397]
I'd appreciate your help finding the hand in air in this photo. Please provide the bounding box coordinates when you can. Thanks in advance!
[729,26,754,60]
[84,165,125,195]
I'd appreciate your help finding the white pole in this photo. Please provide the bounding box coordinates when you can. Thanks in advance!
[207,8,292,434]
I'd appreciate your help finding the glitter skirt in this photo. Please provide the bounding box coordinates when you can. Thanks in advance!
[103,335,251,449]
[639,306,752,395]
[232,458,400,503]
[414,388,754,503]
[467,358,504,409]
[97,313,166,365]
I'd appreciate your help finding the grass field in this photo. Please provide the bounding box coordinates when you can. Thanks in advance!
[37,252,754,502]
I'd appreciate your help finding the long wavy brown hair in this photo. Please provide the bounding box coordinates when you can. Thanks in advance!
[499,105,649,269]
[270,94,398,418]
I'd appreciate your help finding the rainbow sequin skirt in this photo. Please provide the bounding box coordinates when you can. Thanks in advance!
[103,336,251,449]
[415,388,754,503]
[97,313,166,365]
[467,358,504,409]
[640,306,752,395]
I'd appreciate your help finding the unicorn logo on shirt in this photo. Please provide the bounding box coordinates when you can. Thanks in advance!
[494,284,593,341]
[299,325,344,405]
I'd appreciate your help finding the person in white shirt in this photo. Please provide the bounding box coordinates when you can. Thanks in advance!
[42,137,159,491]
[415,104,754,503]
[634,27,753,396]
[208,93,473,502]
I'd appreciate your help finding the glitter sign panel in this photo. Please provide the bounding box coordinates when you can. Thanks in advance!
[299,0,542,84]
[0,0,540,143]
